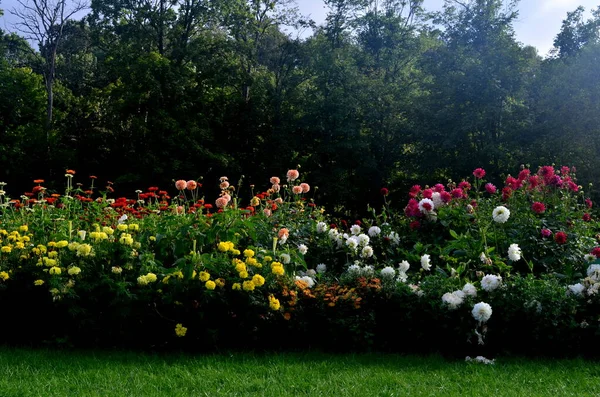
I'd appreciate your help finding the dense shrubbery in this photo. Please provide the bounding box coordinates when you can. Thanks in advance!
[0,166,599,356]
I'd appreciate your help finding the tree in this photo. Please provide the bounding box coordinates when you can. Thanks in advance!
[553,6,600,58]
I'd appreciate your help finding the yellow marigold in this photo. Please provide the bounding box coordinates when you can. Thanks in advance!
[205,280,216,290]
[49,266,61,275]
[252,274,265,287]
[243,249,255,258]
[162,275,171,284]
[239,271,249,279]
[68,242,80,251]
[145,273,157,283]
[128,224,140,232]
[264,256,273,262]
[20,236,30,242]
[119,234,134,246]
[68,266,81,276]
[232,283,241,291]
[42,257,57,267]
[199,271,210,282]
[245,257,258,267]
[149,236,156,241]
[231,249,241,256]
[268,295,281,311]
[271,263,284,276]
[215,278,225,288]
[175,323,187,337]
[18,225,28,232]
[56,240,68,248]
[242,280,255,291]
[34,279,44,286]
[235,262,247,274]
[32,248,40,255]
[0,271,9,281]
[76,244,92,257]
[47,241,57,247]
[14,242,24,249]
[117,224,128,231]
[20,255,29,260]
[0,230,7,236]
[1,246,12,253]
[48,251,58,258]
[102,227,114,235]
[137,275,149,285]
[112,266,123,274]
[218,241,234,252]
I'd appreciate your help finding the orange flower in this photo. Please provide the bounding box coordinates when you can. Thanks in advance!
[283,312,291,320]
[89,175,97,179]
[66,169,76,175]
[33,179,44,184]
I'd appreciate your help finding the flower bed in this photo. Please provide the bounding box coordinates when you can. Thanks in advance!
[0,166,599,356]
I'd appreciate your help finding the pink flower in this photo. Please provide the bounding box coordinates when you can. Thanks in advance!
[176,205,185,214]
[458,181,471,191]
[175,180,187,190]
[292,186,303,194]
[440,191,452,203]
[422,189,433,199]
[186,180,197,190]
[381,187,390,196]
[531,202,546,214]
[505,176,521,190]
[541,228,552,238]
[300,183,310,193]
[220,181,230,189]
[404,199,421,218]
[485,183,497,194]
[518,169,531,181]
[286,169,299,182]
[408,185,421,198]
[583,213,591,222]
[585,198,593,209]
[451,188,464,199]
[278,228,289,239]
[270,176,280,185]
[502,187,512,201]
[263,208,272,217]
[554,231,567,244]
[433,184,446,193]
[473,168,486,179]
[567,181,578,192]
[560,166,570,175]
[591,247,600,258]
[215,197,229,208]
[222,194,231,203]
[272,184,280,192]
[409,221,420,230]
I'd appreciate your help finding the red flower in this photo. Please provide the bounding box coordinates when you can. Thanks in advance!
[440,191,452,203]
[33,179,45,184]
[531,202,546,214]
[422,189,433,199]
[502,187,512,201]
[472,168,486,179]
[541,228,552,238]
[517,169,530,181]
[554,231,567,244]
[148,187,159,192]
[380,188,389,196]
[591,247,600,258]
[433,184,445,193]
[408,185,421,198]
[409,220,420,230]
[485,183,497,194]
[458,181,471,191]
[89,175,97,179]
[585,198,593,209]
[66,169,76,175]
[451,188,464,199]
[583,213,591,222]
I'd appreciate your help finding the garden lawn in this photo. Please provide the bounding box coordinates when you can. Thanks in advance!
[0,348,599,396]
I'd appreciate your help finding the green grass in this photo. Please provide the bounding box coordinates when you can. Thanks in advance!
[0,348,599,396]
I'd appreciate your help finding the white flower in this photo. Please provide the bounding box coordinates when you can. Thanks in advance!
[316,264,327,274]
[508,243,521,261]
[387,232,400,246]
[398,260,410,273]
[316,222,328,233]
[357,234,370,246]
[298,244,308,255]
[347,264,362,275]
[479,252,487,263]
[453,290,465,300]
[328,228,339,240]
[306,269,316,277]
[584,254,596,263]
[587,264,600,277]
[568,283,585,296]
[350,224,362,235]
[361,246,374,258]
[418,198,435,214]
[397,271,408,283]
[465,356,495,365]
[492,206,510,223]
[421,254,431,271]
[431,192,444,208]
[118,214,128,224]
[280,253,291,264]
[361,265,375,276]
[295,275,315,288]
[346,236,359,251]
[462,283,477,297]
[279,234,288,244]
[442,291,464,309]
[380,266,396,278]
[368,226,381,237]
[472,302,492,323]
[481,274,502,292]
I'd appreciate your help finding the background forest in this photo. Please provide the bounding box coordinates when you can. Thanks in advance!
[0,0,599,213]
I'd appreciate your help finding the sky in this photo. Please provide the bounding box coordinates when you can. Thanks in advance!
[1,0,598,57]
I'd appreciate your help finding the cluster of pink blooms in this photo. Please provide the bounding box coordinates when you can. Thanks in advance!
[404,179,474,219]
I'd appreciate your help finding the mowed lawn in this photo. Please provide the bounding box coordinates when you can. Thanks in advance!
[1,347,599,396]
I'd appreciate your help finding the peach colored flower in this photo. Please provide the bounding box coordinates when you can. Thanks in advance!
[219,176,228,182]
[222,194,231,203]
[220,181,230,189]
[292,186,303,194]
[270,177,280,185]
[272,184,280,192]
[278,228,289,239]
[275,197,283,204]
[176,205,185,214]
[175,180,187,190]
[300,183,310,193]
[216,197,229,208]
[263,209,272,217]
[287,169,299,182]
[186,180,197,190]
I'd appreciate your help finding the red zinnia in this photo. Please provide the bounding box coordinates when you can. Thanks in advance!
[554,231,567,244]
[531,202,546,214]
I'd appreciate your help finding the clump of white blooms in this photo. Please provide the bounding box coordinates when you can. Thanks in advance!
[492,206,510,223]
[280,253,291,264]
[442,290,465,310]
[398,261,410,273]
[480,274,502,292]
[567,283,585,296]
[298,244,308,255]
[431,192,444,208]
[347,264,362,275]
[316,222,328,233]
[305,269,317,277]
[316,263,327,274]
[387,231,400,246]
[462,283,477,297]
[295,275,315,288]
[587,264,600,279]
[361,246,374,258]
[421,254,432,271]
[368,226,381,237]
[361,265,375,277]
[472,302,493,323]
[350,224,362,235]
[380,266,396,279]
[508,243,521,261]
[357,234,370,246]
[346,236,359,251]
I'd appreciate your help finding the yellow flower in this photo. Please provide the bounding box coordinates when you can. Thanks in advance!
[49,266,61,275]
[235,262,247,274]
[239,271,249,279]
[218,241,234,252]
[102,227,114,235]
[48,241,57,247]
[268,295,281,311]
[56,240,68,248]
[137,275,149,285]
[251,196,260,206]
[162,275,171,284]
[149,236,156,241]
[20,236,30,242]
[42,257,57,267]
[271,262,285,276]
[1,246,12,253]
[264,256,272,262]
[76,244,92,257]
[34,279,45,286]
[215,278,225,288]
[252,274,265,287]
[232,283,241,290]
[128,224,140,231]
[18,225,28,232]
[199,271,210,282]
[111,266,123,274]
[48,251,58,258]
[0,271,9,281]
[245,257,258,267]
[174,271,184,279]
[231,249,241,256]
[14,242,25,249]
[205,280,216,290]
[117,224,128,231]
[68,266,81,276]
[119,234,134,246]
[175,323,187,337]
[68,242,80,251]
[242,280,255,291]
[145,273,157,283]
[244,249,255,258]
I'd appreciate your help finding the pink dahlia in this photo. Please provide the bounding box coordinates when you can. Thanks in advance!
[485,183,497,194]
[531,202,546,214]
[286,169,299,182]
[270,176,280,185]
[473,168,486,179]
[300,183,310,193]
[292,186,303,194]
[541,228,552,238]
[186,180,197,190]
[554,231,567,244]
